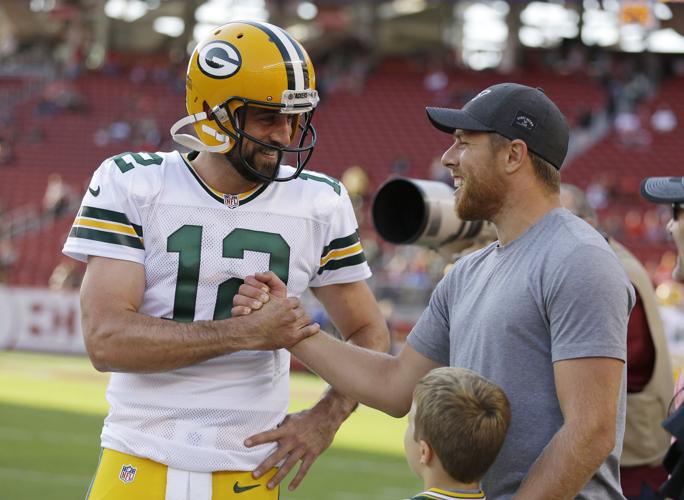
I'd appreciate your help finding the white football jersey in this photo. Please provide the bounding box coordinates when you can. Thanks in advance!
[63,150,371,471]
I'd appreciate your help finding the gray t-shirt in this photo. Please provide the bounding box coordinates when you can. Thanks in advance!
[408,208,634,500]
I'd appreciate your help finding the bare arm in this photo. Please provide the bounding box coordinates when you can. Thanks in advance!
[292,333,438,417]
[305,280,391,417]
[80,256,318,373]
[234,272,439,417]
[513,357,624,500]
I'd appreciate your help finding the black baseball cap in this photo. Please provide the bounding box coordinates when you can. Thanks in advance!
[640,176,684,204]
[426,83,569,170]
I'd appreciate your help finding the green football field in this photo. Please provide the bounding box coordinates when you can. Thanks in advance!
[0,351,420,500]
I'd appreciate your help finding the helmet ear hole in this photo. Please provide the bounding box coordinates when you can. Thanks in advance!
[232,106,245,130]
[291,116,302,140]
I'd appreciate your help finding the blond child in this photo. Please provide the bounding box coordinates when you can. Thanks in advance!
[402,367,510,500]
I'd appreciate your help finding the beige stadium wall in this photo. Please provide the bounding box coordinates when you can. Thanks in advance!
[0,286,85,354]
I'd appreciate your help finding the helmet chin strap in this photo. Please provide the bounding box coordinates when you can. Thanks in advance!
[170,113,231,153]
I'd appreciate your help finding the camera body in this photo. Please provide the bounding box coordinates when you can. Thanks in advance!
[371,177,496,254]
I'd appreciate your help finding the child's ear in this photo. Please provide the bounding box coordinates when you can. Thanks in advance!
[419,440,433,465]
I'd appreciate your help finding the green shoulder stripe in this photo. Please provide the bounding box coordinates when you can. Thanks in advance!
[69,227,144,250]
[79,206,143,237]
[317,252,366,274]
[299,172,341,195]
[320,230,360,257]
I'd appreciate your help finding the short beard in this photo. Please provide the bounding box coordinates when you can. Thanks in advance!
[224,142,279,184]
[456,170,506,221]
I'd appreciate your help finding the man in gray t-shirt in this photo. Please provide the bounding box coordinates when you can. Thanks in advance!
[234,83,634,499]
[408,207,632,498]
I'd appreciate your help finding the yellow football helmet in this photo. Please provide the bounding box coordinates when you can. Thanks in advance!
[170,20,319,182]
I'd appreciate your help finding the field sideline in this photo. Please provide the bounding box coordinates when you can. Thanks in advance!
[0,351,420,500]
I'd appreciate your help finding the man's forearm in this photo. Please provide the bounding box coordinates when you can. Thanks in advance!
[291,333,413,417]
[308,387,358,432]
[513,421,615,500]
[307,323,391,423]
[83,308,256,373]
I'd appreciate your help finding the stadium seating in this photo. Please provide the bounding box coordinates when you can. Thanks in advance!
[1,65,680,285]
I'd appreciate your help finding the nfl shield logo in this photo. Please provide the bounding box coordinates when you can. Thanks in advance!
[223,193,239,209]
[119,464,137,484]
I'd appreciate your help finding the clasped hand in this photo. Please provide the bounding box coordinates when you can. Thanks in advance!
[234,272,319,350]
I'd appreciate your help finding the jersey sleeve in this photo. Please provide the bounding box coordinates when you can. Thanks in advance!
[62,155,151,264]
[309,180,371,287]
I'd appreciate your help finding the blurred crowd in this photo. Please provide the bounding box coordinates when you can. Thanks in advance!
[0,32,681,319]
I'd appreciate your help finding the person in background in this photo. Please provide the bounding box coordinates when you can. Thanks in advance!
[561,183,673,500]
[48,258,83,290]
[43,173,74,217]
[0,236,17,283]
[640,176,684,499]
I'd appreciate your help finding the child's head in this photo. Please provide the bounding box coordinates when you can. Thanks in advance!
[404,367,511,484]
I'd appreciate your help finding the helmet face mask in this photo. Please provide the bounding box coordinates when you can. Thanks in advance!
[214,97,317,183]
[171,21,319,182]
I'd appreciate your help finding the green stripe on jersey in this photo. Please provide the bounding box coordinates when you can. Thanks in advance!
[69,226,144,250]
[299,172,341,195]
[79,206,143,237]
[317,252,366,274]
[321,231,360,257]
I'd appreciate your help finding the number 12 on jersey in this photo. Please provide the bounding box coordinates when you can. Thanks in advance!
[167,225,290,321]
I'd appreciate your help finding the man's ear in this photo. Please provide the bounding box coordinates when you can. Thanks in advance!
[419,440,433,465]
[504,139,527,174]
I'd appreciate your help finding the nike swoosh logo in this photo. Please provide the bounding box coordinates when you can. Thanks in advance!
[88,186,101,197]
[233,481,260,494]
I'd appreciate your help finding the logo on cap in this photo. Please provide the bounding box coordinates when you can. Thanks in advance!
[198,41,242,79]
[470,89,492,103]
[512,111,537,133]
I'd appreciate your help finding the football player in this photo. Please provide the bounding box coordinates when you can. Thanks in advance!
[63,20,389,500]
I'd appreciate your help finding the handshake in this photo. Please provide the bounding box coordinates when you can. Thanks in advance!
[230,271,320,350]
